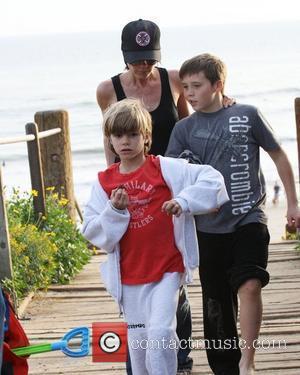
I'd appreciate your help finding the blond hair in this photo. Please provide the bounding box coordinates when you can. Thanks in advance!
[103,98,152,154]
[179,53,227,87]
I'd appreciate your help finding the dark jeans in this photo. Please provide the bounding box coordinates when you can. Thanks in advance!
[126,285,192,374]
[197,223,270,375]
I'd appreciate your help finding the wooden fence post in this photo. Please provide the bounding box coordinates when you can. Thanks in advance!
[295,98,300,186]
[34,110,76,222]
[26,122,46,219]
[0,166,13,282]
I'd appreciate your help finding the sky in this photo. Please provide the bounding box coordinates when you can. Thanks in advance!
[1,0,300,37]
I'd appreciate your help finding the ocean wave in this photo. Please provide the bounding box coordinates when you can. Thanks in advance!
[0,99,96,114]
[0,154,27,163]
[2,139,298,165]
[0,146,104,162]
[279,136,298,143]
[68,100,96,109]
[236,87,300,99]
[73,147,104,155]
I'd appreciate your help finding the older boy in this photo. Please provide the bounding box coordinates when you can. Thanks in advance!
[166,53,300,375]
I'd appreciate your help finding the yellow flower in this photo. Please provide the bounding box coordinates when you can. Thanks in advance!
[91,246,98,255]
[46,186,55,191]
[31,190,38,197]
[59,198,68,206]
[46,232,56,237]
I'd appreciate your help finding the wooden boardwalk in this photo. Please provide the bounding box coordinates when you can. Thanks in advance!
[20,241,300,374]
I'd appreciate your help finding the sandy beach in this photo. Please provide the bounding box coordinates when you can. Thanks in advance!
[265,199,288,243]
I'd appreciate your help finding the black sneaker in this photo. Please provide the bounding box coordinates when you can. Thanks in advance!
[177,356,193,374]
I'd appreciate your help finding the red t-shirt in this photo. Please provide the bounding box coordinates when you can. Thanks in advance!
[99,155,184,284]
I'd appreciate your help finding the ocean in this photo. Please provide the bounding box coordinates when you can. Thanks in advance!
[0,21,300,206]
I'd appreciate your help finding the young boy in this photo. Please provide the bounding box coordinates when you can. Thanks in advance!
[166,53,300,375]
[82,98,228,375]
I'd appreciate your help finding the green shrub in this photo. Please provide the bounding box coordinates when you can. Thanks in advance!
[284,224,299,242]
[42,190,90,283]
[5,188,90,299]
[5,223,57,299]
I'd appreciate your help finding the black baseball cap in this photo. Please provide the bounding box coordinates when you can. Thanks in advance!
[121,19,161,64]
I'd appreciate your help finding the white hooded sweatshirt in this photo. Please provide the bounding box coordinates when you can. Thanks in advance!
[82,156,229,310]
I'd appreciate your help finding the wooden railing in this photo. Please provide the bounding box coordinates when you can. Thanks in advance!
[0,110,77,288]
[0,128,61,145]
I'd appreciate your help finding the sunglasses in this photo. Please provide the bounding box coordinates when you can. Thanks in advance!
[130,60,157,66]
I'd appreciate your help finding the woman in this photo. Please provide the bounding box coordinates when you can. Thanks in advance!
[97,19,193,374]
[96,19,233,374]
[97,19,189,162]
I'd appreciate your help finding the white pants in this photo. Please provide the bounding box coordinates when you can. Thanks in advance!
[122,272,181,375]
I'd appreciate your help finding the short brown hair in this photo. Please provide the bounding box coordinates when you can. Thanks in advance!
[103,98,152,154]
[179,53,227,86]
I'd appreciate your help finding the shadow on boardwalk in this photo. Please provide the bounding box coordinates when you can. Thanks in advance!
[21,241,300,374]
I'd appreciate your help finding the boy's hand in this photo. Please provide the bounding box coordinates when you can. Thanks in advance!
[110,185,129,210]
[161,199,182,217]
[222,95,236,107]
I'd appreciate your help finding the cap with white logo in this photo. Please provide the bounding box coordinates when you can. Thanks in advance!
[121,19,161,64]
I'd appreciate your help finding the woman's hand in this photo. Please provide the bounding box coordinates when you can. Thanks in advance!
[161,199,182,217]
[110,185,129,210]
[222,95,236,107]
